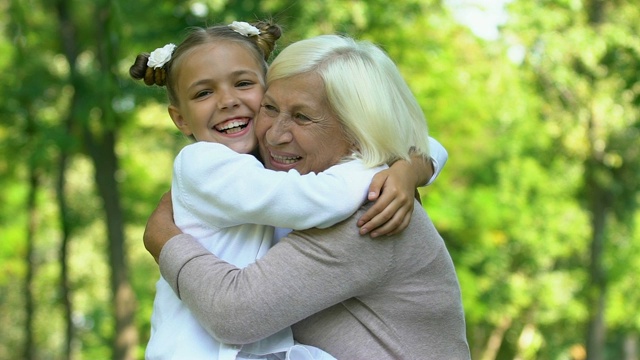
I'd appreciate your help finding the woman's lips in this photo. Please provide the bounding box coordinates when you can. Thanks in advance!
[266,150,302,170]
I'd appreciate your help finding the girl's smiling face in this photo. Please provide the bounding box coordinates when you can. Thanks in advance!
[168,41,265,154]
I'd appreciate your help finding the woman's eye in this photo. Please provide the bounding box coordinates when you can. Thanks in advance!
[261,104,279,117]
[294,113,312,122]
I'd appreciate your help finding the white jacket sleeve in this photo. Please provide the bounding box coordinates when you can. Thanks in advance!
[425,137,448,186]
[173,142,385,230]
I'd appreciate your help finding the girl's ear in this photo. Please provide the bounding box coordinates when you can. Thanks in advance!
[168,105,192,136]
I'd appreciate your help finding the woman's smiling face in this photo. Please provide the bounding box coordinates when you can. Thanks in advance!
[169,41,265,154]
[256,72,352,175]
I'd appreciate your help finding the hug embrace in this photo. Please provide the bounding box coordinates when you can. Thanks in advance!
[131,19,470,360]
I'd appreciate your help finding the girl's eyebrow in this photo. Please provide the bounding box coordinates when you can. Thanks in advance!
[188,69,262,90]
[187,79,213,92]
[230,69,262,78]
[229,69,262,79]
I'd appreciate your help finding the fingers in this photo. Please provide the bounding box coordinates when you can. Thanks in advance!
[357,195,388,227]
[358,165,417,237]
[358,189,415,238]
[367,172,389,201]
[357,182,401,229]
[358,200,397,235]
[365,204,411,238]
[383,211,412,237]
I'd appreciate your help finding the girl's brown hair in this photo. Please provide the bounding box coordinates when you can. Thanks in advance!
[129,20,282,106]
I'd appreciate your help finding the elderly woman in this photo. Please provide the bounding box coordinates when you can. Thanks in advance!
[144,35,470,359]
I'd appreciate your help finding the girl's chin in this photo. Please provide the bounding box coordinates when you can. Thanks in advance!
[227,140,257,155]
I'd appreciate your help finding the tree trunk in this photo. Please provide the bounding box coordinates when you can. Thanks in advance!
[624,332,638,360]
[584,2,609,359]
[481,315,512,360]
[11,1,39,357]
[86,129,138,360]
[56,152,74,359]
[92,2,139,358]
[585,183,607,360]
[583,96,611,360]
[55,0,138,358]
[24,162,38,360]
[54,1,80,358]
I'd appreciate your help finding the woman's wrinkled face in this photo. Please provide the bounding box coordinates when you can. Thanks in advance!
[255,72,352,175]
[168,42,265,154]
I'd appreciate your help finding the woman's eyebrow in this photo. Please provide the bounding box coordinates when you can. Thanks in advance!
[261,92,276,103]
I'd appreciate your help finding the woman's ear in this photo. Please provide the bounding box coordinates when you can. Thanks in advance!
[168,105,193,136]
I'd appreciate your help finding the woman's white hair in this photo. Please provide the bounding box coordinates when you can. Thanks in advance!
[267,34,430,167]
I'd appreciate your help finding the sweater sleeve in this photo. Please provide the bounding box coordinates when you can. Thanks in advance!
[159,210,394,344]
[425,136,448,186]
[174,142,385,230]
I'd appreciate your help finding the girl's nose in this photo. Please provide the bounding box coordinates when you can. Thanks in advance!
[217,89,239,110]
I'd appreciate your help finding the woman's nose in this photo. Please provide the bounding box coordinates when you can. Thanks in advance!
[265,115,293,145]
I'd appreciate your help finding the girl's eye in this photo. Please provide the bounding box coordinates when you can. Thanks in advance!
[237,80,254,87]
[261,104,279,117]
[195,90,212,98]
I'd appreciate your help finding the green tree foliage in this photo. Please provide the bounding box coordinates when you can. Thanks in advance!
[0,0,638,359]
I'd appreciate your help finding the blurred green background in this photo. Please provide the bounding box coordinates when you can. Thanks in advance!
[1,0,638,359]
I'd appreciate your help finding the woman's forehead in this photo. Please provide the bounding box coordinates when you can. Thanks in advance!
[266,73,325,103]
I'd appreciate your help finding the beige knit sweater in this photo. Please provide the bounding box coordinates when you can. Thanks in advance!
[159,202,470,359]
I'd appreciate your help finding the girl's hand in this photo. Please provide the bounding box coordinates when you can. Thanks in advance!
[357,154,435,238]
[144,191,181,263]
[357,162,416,238]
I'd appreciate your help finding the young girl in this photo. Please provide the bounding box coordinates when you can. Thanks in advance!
[130,21,446,360]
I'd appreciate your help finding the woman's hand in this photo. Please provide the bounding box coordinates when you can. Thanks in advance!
[357,156,434,238]
[143,191,182,263]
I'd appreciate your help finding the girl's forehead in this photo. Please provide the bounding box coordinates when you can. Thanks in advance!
[174,41,265,86]
[178,41,260,69]
[192,41,256,59]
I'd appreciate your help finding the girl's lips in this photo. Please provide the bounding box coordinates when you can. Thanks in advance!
[214,118,251,137]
